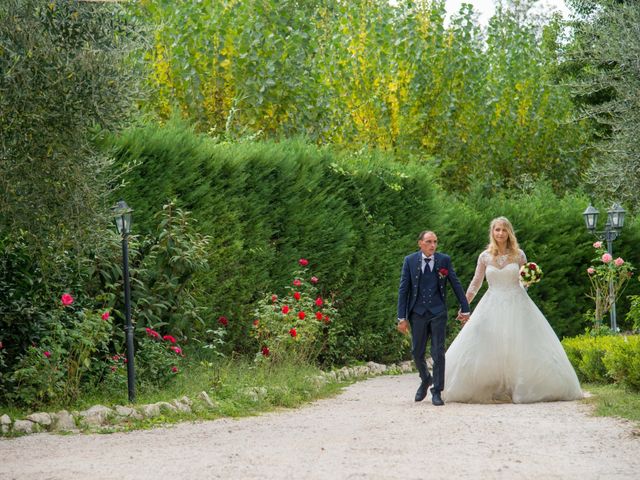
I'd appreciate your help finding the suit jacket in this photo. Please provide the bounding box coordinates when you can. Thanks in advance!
[397,251,470,320]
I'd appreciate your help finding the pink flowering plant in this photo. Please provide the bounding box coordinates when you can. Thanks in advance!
[252,258,337,365]
[586,241,634,329]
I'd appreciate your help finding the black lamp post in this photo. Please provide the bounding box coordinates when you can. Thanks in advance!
[582,202,626,331]
[112,199,136,403]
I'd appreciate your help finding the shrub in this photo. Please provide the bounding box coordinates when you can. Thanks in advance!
[252,259,336,365]
[602,336,640,392]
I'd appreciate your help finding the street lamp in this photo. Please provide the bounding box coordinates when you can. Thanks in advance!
[112,199,136,403]
[582,202,626,331]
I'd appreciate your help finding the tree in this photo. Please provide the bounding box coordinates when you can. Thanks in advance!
[565,0,640,210]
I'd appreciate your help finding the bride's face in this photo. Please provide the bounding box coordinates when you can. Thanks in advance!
[492,223,509,246]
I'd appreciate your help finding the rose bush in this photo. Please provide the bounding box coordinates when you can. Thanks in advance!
[252,259,337,365]
[586,241,634,330]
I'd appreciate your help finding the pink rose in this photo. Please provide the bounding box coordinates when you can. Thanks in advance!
[602,253,612,263]
[282,305,290,314]
[163,335,176,344]
[587,267,595,275]
[593,241,603,249]
[293,279,302,287]
[101,311,110,321]
[44,351,51,358]
[271,294,278,302]
[614,257,624,266]
[299,258,309,266]
[310,276,318,284]
[61,293,74,306]
[171,366,178,373]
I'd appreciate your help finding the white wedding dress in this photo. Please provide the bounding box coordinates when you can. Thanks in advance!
[443,250,583,403]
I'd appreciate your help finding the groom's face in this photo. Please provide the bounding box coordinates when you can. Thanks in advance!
[418,232,437,256]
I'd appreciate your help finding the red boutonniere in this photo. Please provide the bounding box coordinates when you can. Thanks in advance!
[438,268,449,279]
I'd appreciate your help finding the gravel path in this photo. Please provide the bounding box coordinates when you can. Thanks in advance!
[1,374,639,480]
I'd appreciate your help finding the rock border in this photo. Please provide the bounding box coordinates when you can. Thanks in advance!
[0,361,414,436]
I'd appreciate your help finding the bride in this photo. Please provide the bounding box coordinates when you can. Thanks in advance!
[443,217,583,403]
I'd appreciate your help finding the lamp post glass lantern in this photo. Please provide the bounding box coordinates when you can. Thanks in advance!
[112,199,135,402]
[582,202,626,331]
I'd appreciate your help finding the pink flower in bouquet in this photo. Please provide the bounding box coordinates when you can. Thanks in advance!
[602,253,613,263]
[293,279,302,287]
[593,241,603,249]
[101,311,110,321]
[299,258,309,266]
[587,267,595,275]
[614,257,624,267]
[61,293,74,306]
[310,276,318,284]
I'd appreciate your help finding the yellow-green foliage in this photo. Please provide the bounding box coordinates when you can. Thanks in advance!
[131,0,590,195]
[562,335,640,391]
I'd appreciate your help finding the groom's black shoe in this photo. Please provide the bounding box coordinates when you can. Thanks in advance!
[415,379,431,402]
[431,390,444,406]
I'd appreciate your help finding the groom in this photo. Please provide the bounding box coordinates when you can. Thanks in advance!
[397,231,470,405]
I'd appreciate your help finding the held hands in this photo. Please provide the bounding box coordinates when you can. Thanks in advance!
[457,310,471,325]
[397,319,409,335]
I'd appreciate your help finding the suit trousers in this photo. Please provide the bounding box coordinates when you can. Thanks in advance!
[409,310,447,392]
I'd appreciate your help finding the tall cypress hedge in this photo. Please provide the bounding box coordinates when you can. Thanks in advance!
[112,121,640,363]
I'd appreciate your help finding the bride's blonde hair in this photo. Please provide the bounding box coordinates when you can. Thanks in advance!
[486,216,520,259]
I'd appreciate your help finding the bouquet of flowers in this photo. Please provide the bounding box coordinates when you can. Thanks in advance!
[519,262,543,287]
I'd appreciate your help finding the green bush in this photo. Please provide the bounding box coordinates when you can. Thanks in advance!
[602,336,640,391]
[112,121,640,362]
[562,334,640,391]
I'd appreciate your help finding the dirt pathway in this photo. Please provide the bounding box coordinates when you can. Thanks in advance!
[1,374,639,479]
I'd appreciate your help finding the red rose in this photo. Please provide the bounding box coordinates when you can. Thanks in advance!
[261,346,270,357]
[171,366,178,373]
[282,305,290,314]
[438,268,448,277]
[323,315,331,324]
[218,316,229,327]
[101,311,110,321]
[293,291,301,300]
[293,279,302,287]
[163,335,177,344]
[310,276,318,284]
[289,327,297,337]
[315,297,323,307]
[145,328,160,339]
[44,351,51,358]
[299,258,309,266]
[315,311,323,320]
[520,271,526,277]
[529,263,536,269]
[271,294,278,302]
[298,311,306,320]
[61,293,74,306]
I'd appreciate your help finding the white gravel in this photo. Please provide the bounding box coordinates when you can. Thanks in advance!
[1,373,639,479]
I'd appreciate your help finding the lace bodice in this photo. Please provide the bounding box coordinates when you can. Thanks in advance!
[466,249,527,302]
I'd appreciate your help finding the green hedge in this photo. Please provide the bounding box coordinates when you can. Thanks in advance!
[563,334,640,391]
[111,120,640,362]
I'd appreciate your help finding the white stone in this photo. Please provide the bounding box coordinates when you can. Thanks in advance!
[51,410,76,432]
[26,412,52,426]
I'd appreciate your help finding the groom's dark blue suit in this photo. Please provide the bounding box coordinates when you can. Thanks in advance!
[397,251,469,394]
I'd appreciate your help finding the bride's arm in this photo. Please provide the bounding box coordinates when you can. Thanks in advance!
[519,249,527,266]
[465,252,487,304]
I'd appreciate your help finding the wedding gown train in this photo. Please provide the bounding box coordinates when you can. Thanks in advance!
[443,251,583,404]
